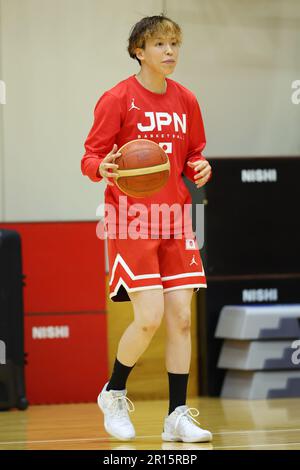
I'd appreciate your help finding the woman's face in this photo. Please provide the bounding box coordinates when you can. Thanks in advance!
[136,34,180,76]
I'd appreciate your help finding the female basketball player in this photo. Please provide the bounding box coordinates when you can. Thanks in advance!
[81,15,212,443]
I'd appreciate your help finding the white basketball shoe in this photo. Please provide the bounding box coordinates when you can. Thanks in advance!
[97,382,135,440]
[162,405,213,443]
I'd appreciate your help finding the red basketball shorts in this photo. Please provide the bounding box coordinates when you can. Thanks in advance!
[107,235,207,302]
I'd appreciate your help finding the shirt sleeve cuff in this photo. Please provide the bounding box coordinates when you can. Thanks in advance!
[81,157,104,182]
[183,156,208,183]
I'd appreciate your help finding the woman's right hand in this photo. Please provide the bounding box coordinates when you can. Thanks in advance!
[99,144,121,186]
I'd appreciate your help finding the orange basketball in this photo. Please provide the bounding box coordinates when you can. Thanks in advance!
[115,139,170,198]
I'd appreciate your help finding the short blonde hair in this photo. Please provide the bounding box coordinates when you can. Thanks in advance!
[128,15,182,65]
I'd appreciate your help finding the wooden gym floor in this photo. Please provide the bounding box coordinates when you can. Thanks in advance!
[1,397,300,450]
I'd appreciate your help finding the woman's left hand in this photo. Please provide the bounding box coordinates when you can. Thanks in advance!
[187,160,212,188]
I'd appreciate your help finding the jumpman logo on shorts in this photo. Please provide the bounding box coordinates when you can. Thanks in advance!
[190,255,198,266]
[129,98,140,111]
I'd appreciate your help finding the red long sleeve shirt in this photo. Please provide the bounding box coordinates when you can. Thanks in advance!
[81,74,211,237]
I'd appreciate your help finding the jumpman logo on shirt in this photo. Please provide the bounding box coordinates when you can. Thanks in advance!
[190,255,198,266]
[129,98,140,111]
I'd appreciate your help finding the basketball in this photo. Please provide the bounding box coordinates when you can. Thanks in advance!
[114,139,170,198]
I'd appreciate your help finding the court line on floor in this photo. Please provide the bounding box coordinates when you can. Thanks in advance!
[0,435,160,445]
[213,427,300,435]
[214,441,300,450]
[1,428,300,446]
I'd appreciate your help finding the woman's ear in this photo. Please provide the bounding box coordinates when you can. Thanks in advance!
[135,47,144,62]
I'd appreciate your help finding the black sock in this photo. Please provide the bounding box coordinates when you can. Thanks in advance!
[168,372,189,415]
[106,358,135,391]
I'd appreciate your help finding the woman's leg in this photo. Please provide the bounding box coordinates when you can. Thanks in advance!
[164,288,194,414]
[100,288,164,441]
[118,288,164,365]
[164,288,193,372]
[107,288,164,390]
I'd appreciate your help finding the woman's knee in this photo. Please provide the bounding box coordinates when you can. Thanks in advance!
[164,290,193,334]
[129,288,164,333]
[170,309,191,333]
[165,302,191,334]
[139,313,163,333]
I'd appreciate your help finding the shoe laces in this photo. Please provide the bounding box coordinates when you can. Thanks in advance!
[110,395,135,420]
[175,407,201,431]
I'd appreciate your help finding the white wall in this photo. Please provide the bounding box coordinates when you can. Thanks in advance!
[169,0,300,158]
[0,0,162,222]
[0,0,299,222]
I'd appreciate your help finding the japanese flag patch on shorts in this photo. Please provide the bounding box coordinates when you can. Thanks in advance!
[185,238,196,250]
